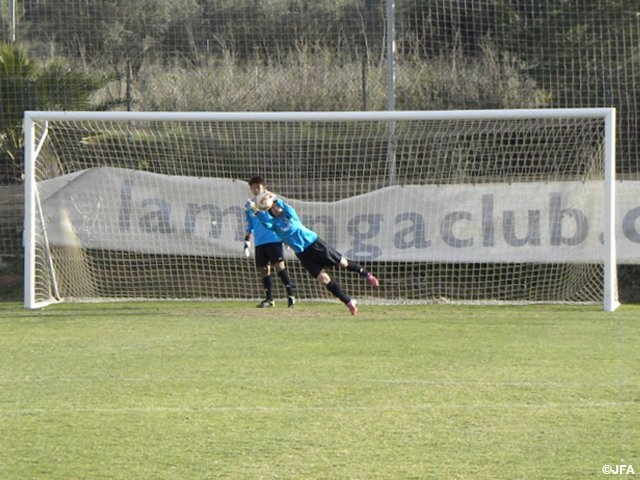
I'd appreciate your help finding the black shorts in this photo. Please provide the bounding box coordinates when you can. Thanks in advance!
[295,238,343,278]
[255,242,285,268]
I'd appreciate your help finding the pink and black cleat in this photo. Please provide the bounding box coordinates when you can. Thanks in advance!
[365,273,379,287]
[347,299,358,315]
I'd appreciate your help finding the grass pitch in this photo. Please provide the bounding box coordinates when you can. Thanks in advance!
[0,301,639,479]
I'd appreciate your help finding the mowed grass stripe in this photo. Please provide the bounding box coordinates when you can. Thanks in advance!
[0,301,638,479]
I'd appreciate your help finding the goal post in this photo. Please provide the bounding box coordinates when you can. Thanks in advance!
[23,108,619,311]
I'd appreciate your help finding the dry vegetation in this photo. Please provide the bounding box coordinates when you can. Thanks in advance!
[93,43,550,113]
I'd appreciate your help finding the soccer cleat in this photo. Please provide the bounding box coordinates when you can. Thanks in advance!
[365,273,379,287]
[287,295,296,308]
[257,299,274,308]
[347,299,358,315]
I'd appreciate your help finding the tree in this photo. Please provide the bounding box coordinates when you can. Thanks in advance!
[0,42,106,183]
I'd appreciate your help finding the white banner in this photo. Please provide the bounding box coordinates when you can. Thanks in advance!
[38,167,640,263]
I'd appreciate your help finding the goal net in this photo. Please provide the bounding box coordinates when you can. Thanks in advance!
[23,109,619,311]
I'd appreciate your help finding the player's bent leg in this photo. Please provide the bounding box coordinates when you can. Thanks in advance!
[316,271,331,287]
[325,279,355,315]
[341,257,379,287]
[259,274,274,307]
[317,269,359,315]
[277,268,295,302]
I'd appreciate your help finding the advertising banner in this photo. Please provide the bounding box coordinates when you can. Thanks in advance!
[38,167,640,263]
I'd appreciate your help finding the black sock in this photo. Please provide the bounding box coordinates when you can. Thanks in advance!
[346,259,368,277]
[326,280,351,304]
[278,269,294,297]
[262,275,273,300]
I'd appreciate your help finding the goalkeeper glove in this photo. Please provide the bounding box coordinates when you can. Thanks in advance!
[243,234,251,257]
[247,199,259,213]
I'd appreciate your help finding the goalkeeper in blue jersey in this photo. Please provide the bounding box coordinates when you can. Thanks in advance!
[248,195,379,316]
[244,176,295,308]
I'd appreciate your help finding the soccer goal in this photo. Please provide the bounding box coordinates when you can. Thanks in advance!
[23,109,619,311]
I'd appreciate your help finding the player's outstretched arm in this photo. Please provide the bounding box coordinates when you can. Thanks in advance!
[276,199,300,221]
[254,210,276,230]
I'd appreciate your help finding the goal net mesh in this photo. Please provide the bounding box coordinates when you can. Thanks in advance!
[27,112,610,306]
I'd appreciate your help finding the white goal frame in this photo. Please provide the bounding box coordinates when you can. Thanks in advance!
[23,108,619,311]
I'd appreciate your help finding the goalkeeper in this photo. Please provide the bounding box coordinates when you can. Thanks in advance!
[244,176,296,308]
[248,194,379,316]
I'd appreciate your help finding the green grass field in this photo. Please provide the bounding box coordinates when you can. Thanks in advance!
[1,301,639,479]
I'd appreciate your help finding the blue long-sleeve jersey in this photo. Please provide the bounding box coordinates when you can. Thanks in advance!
[255,199,318,253]
[244,200,282,246]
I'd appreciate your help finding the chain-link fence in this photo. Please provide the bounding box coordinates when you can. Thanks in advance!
[2,0,640,301]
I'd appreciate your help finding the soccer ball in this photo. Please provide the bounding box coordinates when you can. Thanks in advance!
[255,190,276,211]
